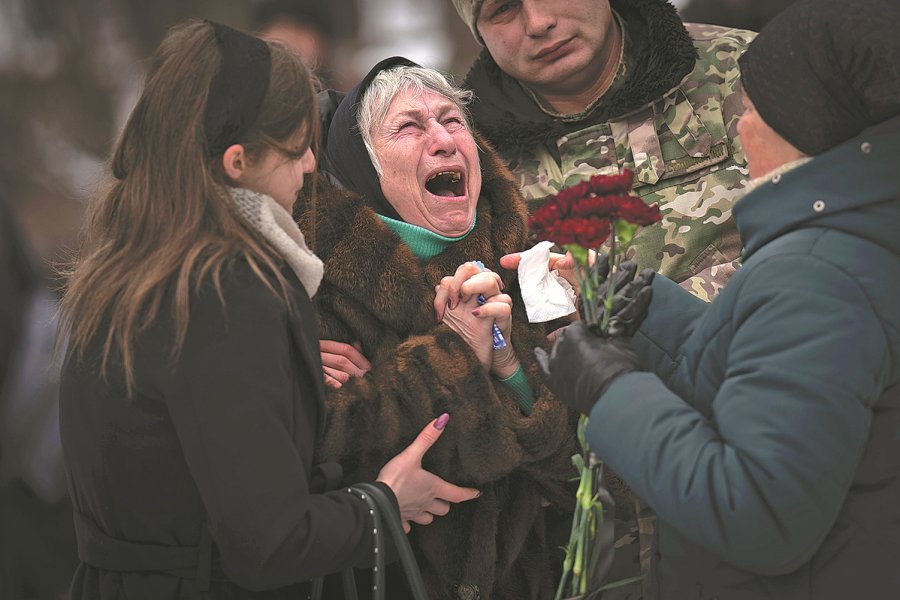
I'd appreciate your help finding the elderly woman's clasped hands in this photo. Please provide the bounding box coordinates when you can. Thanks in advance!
[434,261,520,379]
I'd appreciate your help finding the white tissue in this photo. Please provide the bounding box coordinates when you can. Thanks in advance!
[517,241,578,323]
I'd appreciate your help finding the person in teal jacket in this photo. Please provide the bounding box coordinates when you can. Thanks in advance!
[535,1,900,598]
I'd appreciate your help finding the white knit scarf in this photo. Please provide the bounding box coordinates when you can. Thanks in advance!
[227,187,323,297]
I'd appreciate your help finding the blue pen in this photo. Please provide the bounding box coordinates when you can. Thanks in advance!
[473,261,507,350]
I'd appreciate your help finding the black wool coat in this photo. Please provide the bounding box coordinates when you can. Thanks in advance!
[60,261,382,599]
[297,142,578,600]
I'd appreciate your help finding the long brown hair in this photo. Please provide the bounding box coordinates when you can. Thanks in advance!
[57,20,319,393]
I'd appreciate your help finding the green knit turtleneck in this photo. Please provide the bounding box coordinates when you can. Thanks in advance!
[377,214,476,261]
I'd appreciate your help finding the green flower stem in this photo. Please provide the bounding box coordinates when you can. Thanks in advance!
[555,551,573,600]
[581,466,594,512]
[555,517,578,600]
[601,225,618,333]
[556,386,615,599]
[564,245,597,326]
[585,484,606,585]
[578,261,595,326]
[555,450,586,600]
[577,462,594,594]
[572,468,587,580]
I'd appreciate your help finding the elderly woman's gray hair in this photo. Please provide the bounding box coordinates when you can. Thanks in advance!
[357,65,474,175]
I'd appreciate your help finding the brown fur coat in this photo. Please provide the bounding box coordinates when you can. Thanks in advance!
[297,141,577,600]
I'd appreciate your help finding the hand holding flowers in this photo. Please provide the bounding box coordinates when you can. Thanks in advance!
[528,170,659,334]
[528,170,659,599]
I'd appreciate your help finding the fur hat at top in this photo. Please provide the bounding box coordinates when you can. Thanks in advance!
[738,0,900,156]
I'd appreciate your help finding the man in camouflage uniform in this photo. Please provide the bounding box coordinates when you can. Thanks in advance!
[452,0,754,302]
[450,0,755,598]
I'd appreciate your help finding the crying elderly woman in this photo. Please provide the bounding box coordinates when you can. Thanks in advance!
[296,57,577,600]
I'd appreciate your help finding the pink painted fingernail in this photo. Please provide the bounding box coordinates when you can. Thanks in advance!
[471,308,481,316]
[434,413,450,430]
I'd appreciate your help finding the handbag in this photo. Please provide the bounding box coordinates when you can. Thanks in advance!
[311,482,430,600]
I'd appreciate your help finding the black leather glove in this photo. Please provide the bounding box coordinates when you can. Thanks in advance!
[534,321,640,415]
[593,255,634,296]
[606,267,654,338]
[585,258,655,338]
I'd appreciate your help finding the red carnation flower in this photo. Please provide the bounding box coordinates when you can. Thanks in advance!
[529,170,660,249]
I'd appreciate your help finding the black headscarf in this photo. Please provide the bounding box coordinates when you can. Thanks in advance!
[323,56,418,220]
[738,0,900,156]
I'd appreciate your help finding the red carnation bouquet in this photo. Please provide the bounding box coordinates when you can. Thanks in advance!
[530,170,660,599]
[530,170,660,334]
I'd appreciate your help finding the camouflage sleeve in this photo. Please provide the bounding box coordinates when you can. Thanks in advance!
[678,257,742,302]
[670,25,757,301]
[686,24,756,160]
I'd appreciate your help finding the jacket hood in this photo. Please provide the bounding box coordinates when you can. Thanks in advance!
[463,0,696,154]
[735,113,900,260]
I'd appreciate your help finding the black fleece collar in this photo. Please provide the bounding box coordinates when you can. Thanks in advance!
[463,0,697,155]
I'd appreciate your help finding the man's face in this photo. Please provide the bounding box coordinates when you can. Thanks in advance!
[372,89,481,237]
[477,0,617,100]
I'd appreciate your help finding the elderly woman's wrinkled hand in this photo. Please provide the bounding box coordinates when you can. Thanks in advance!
[476,293,521,378]
[434,262,507,371]
[439,291,496,371]
[433,261,503,318]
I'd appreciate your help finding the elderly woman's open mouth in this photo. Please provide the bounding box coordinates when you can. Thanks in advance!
[424,168,466,199]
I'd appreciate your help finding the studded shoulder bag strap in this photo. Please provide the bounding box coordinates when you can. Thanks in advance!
[311,482,429,600]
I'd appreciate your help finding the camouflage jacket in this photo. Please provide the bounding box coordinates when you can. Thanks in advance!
[464,0,755,302]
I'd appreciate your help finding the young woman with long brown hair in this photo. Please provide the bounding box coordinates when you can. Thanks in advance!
[56,20,478,599]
